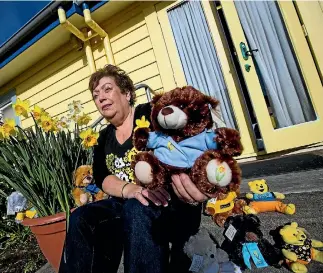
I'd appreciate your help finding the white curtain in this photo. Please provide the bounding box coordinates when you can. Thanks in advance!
[168,1,236,129]
[235,1,316,128]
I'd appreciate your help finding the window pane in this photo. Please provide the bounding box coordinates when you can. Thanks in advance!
[0,103,15,123]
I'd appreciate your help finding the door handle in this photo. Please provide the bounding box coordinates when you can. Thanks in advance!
[240,42,258,60]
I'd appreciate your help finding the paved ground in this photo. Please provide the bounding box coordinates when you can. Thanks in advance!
[37,151,323,273]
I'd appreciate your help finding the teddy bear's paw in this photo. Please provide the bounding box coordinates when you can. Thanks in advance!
[284,204,296,215]
[215,128,243,156]
[312,239,323,248]
[290,262,308,273]
[275,192,285,199]
[313,248,323,263]
[242,205,257,215]
[134,161,153,185]
[80,193,89,204]
[246,193,253,199]
[206,159,232,187]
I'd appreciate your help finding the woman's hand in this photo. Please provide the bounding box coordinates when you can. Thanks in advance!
[123,183,170,207]
[171,173,208,204]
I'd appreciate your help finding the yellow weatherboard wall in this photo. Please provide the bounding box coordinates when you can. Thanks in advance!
[0,2,163,128]
[1,1,323,156]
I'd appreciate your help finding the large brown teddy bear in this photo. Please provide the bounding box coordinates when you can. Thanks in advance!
[132,86,245,222]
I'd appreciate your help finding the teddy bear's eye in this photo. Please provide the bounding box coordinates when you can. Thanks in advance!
[293,233,297,236]
[210,254,215,258]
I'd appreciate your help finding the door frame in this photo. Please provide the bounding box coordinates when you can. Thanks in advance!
[221,0,323,153]
[152,0,257,157]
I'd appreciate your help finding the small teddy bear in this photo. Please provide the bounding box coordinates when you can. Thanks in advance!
[242,179,296,215]
[221,215,283,270]
[205,185,247,227]
[184,228,242,273]
[275,222,323,273]
[72,165,105,207]
[132,86,244,211]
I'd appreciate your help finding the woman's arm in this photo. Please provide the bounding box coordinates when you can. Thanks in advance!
[93,129,110,190]
[102,175,170,207]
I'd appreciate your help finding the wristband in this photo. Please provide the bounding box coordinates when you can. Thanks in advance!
[121,183,131,199]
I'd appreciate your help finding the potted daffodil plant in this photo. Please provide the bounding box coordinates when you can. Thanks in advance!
[0,98,99,271]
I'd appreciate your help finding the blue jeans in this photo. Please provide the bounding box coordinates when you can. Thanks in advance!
[59,195,201,273]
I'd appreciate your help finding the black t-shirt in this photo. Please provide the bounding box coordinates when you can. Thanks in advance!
[93,103,152,189]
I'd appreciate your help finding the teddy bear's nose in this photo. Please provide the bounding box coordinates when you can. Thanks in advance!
[161,107,174,116]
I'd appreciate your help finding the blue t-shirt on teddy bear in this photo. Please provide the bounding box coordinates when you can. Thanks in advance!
[252,192,276,201]
[146,130,218,168]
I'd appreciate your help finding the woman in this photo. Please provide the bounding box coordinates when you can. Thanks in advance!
[59,65,208,273]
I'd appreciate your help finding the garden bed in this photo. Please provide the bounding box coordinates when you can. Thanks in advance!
[0,228,46,273]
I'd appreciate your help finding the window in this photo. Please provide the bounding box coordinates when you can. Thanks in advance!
[0,90,19,125]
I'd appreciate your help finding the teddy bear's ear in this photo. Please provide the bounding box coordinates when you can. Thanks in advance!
[261,179,267,184]
[248,214,261,225]
[204,94,219,109]
[291,222,298,228]
[248,181,253,187]
[151,93,164,105]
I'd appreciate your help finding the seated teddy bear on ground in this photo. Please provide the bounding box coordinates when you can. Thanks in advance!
[72,165,106,207]
[243,179,295,215]
[184,227,242,273]
[272,222,323,273]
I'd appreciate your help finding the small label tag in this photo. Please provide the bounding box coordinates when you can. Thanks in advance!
[189,254,204,272]
[225,224,237,241]
[208,198,217,205]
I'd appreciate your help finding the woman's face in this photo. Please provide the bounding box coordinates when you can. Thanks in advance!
[92,76,130,121]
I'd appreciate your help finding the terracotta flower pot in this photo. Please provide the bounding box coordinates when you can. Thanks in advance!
[22,212,67,272]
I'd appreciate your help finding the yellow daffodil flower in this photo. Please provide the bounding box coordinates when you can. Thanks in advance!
[80,128,99,148]
[12,98,30,118]
[40,115,54,132]
[51,117,59,132]
[2,119,16,139]
[32,105,45,121]
[77,113,92,126]
[134,116,150,131]
[0,126,5,140]
[68,100,83,115]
